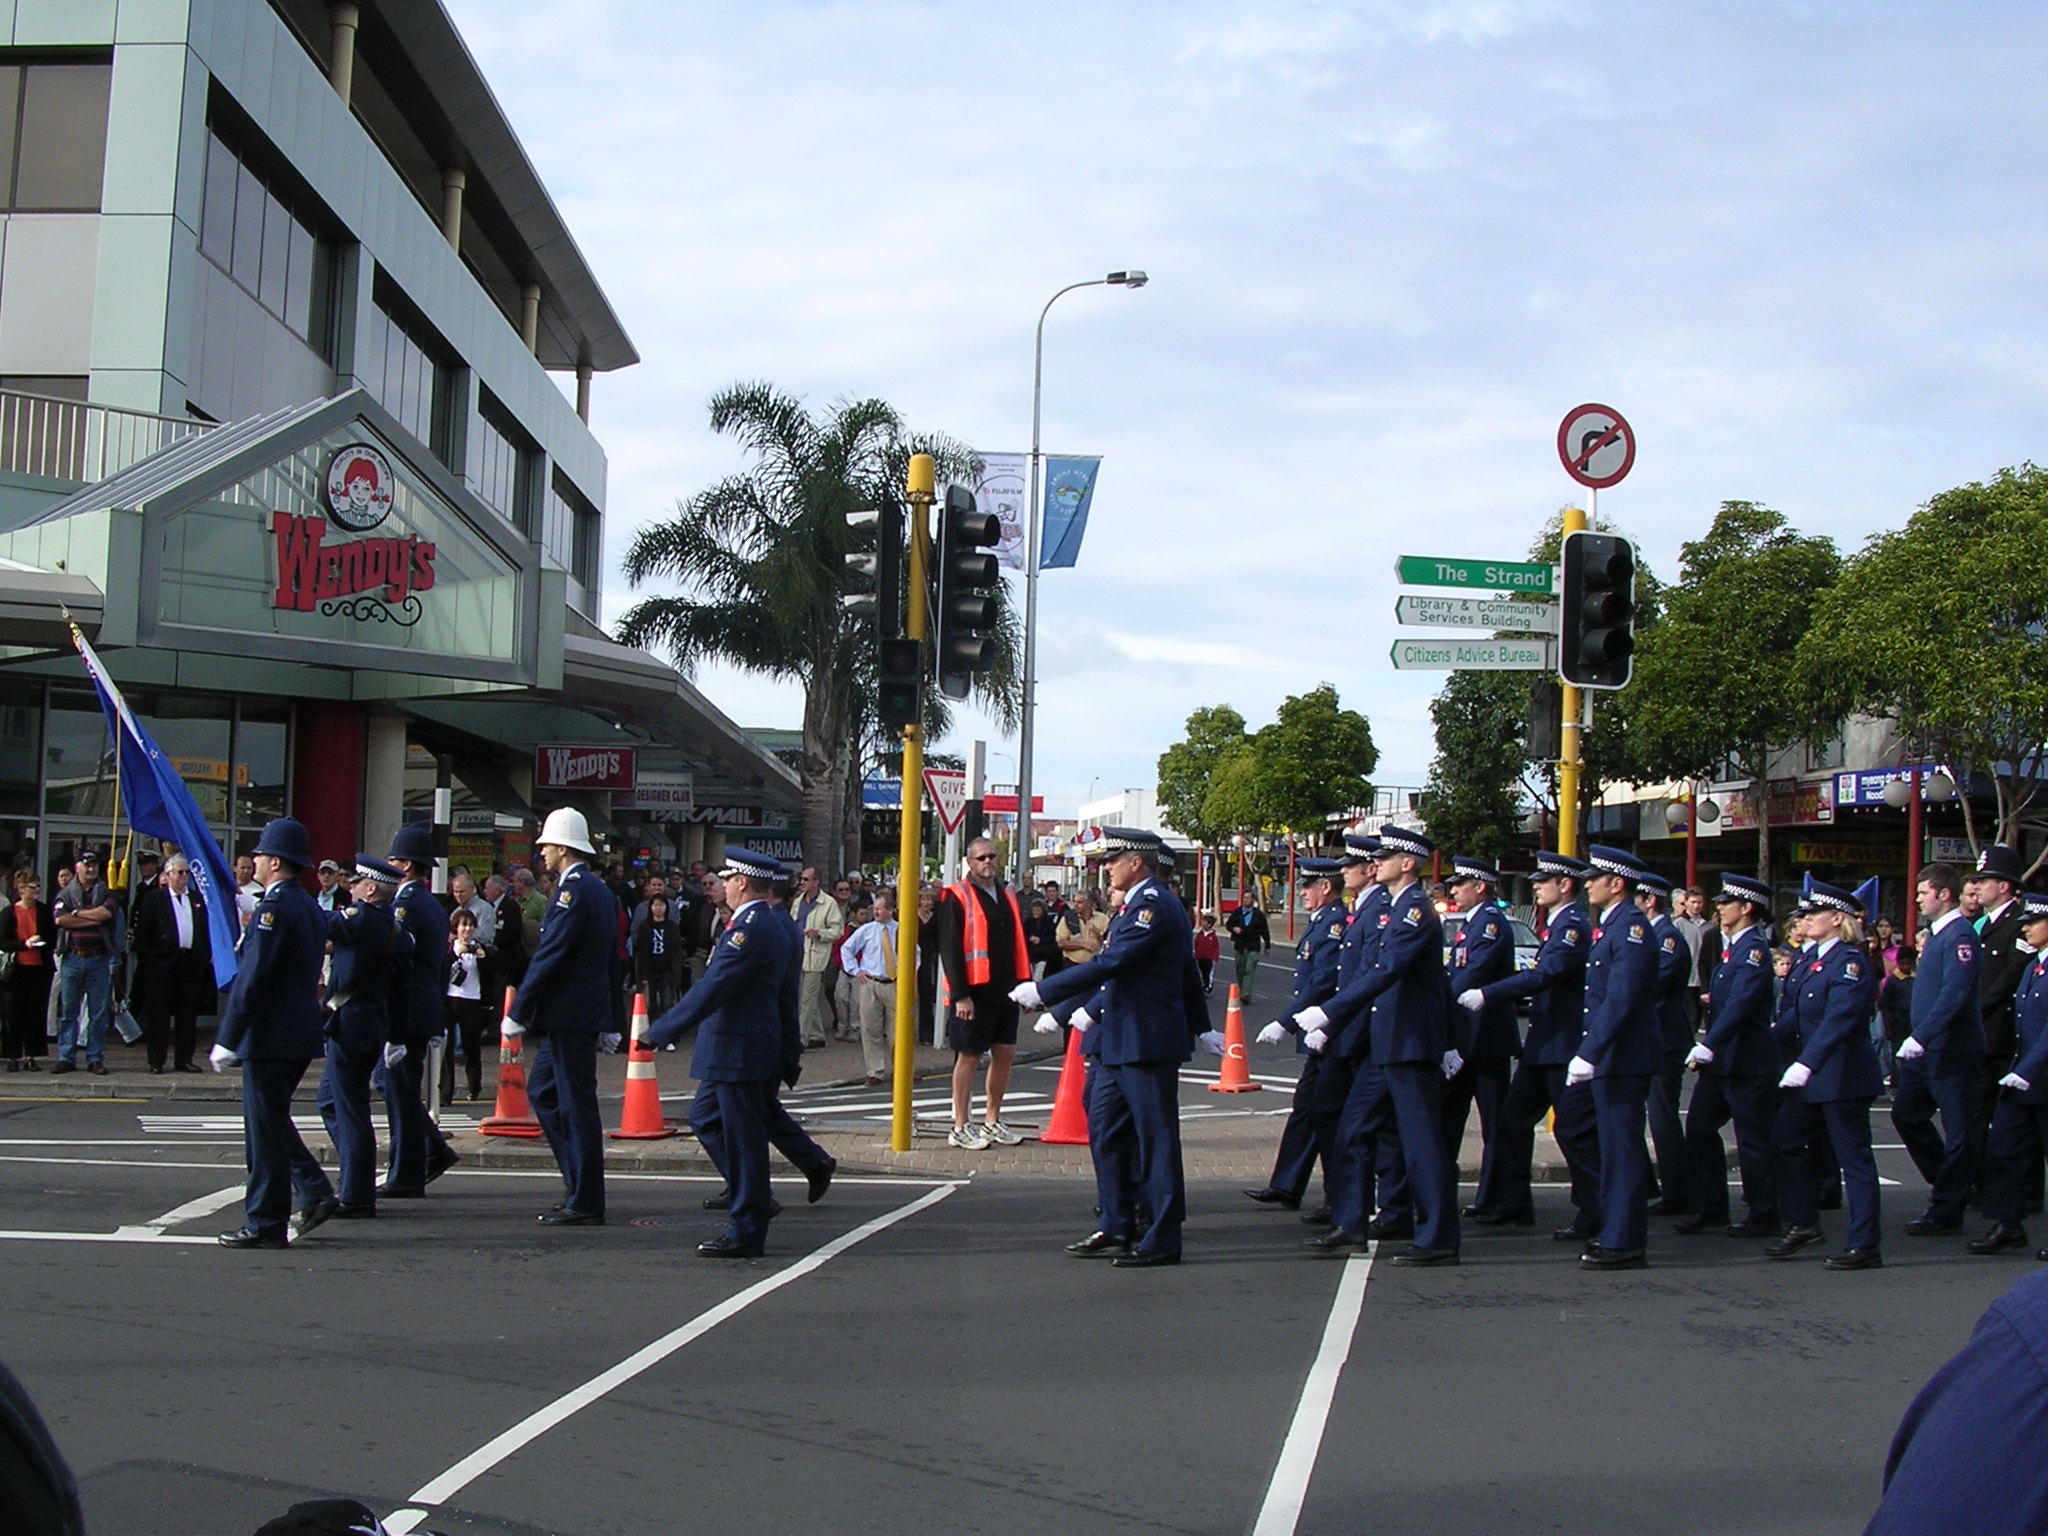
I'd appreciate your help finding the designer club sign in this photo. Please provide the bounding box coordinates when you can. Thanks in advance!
[271,443,438,625]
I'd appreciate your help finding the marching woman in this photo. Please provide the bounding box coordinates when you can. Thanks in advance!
[1764,879,1885,1270]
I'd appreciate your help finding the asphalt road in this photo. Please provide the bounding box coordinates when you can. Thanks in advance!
[2,1092,2040,1536]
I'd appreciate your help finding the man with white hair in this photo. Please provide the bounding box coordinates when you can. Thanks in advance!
[130,853,215,1074]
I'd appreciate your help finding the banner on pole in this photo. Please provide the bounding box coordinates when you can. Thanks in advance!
[1040,456,1101,569]
[969,452,1028,571]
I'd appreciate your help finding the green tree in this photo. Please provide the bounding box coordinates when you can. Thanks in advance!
[1621,500,1839,878]
[1418,671,1530,860]
[1155,705,1250,846]
[1244,683,1377,831]
[1199,744,1270,839]
[1797,466,2048,870]
[617,382,1018,873]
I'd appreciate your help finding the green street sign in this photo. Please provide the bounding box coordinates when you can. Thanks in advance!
[1389,637,1553,671]
[1394,555,1555,594]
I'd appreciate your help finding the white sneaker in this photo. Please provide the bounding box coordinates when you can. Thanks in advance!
[982,1120,1025,1146]
[947,1123,988,1150]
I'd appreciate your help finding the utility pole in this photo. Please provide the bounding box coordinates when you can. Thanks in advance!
[890,455,935,1151]
[1556,505,1588,857]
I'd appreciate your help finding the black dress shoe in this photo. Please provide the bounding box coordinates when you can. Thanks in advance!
[1671,1213,1718,1235]
[1726,1218,1783,1239]
[379,1185,426,1199]
[1305,1229,1369,1253]
[1472,1209,1534,1228]
[1905,1215,1963,1237]
[148,1065,165,1075]
[1112,1249,1181,1268]
[537,1207,605,1225]
[48,1060,75,1074]
[174,1063,201,1073]
[1390,1246,1460,1267]
[698,1235,764,1258]
[1299,1206,1334,1228]
[807,1158,836,1204]
[425,1147,461,1184]
[1967,1223,2030,1255]
[1581,1247,1647,1270]
[332,1203,376,1219]
[1552,1225,1599,1243]
[1645,1198,1691,1217]
[702,1190,732,1210]
[1367,1217,1415,1241]
[1245,1187,1302,1209]
[1824,1246,1884,1271]
[218,1227,288,1249]
[1066,1231,1132,1257]
[291,1196,340,1237]
[1765,1224,1826,1258]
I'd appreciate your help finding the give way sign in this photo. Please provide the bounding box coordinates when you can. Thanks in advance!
[923,769,968,833]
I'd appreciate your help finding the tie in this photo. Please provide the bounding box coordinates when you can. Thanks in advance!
[882,924,897,981]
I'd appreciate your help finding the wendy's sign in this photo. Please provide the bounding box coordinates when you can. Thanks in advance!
[270,444,437,625]
[535,745,637,792]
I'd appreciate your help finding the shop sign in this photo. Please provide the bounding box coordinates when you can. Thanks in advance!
[747,836,803,862]
[452,810,497,835]
[1715,778,1835,831]
[534,744,637,791]
[1927,836,1974,863]
[1792,842,1867,864]
[1835,763,1946,808]
[613,771,694,815]
[272,445,438,624]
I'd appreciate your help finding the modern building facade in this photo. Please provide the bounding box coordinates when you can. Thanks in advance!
[0,0,798,880]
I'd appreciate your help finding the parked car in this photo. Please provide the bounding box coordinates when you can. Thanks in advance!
[1440,908,1540,972]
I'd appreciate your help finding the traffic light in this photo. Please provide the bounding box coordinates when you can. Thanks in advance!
[934,485,1000,700]
[877,636,921,731]
[1558,530,1636,689]
[841,495,903,639]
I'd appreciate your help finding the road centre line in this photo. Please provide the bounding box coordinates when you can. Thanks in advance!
[384,1184,959,1531]
[1250,1245,1376,1536]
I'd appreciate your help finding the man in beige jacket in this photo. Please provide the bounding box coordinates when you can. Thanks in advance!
[793,866,845,1048]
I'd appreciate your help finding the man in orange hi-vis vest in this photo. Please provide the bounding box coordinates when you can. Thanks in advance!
[933,837,1032,1149]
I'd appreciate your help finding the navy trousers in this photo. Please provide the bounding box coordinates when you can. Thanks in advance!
[1441,1056,1511,1211]
[1091,1061,1185,1257]
[1591,1074,1652,1253]
[1683,1072,1778,1225]
[1645,1050,1691,1208]
[1328,1058,1412,1233]
[379,1046,452,1191]
[529,1031,605,1214]
[1981,1097,2048,1228]
[316,1040,379,1207]
[1346,1060,1459,1252]
[1268,1050,1324,1199]
[241,1057,329,1236]
[1775,1095,1881,1249]
[1892,1054,1983,1224]
[692,1078,774,1245]
[1494,1061,1599,1227]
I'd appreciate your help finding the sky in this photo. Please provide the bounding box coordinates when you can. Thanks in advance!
[445,0,2048,819]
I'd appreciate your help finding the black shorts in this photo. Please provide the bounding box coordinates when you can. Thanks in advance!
[947,993,1020,1054]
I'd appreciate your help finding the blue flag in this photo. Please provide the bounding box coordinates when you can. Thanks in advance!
[70,627,241,987]
[1039,456,1101,569]
[1853,876,1880,923]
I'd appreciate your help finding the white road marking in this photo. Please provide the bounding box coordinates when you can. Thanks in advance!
[0,1152,959,1190]
[1250,1244,1376,1536]
[0,1227,216,1245]
[385,1184,959,1530]
[0,1138,240,1147]
[116,1183,246,1237]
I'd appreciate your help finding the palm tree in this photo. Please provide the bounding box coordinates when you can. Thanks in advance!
[617,382,1019,873]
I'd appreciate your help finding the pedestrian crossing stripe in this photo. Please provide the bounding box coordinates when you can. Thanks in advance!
[136,1113,483,1135]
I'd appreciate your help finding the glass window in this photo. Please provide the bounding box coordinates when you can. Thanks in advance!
[285,219,316,338]
[233,701,287,830]
[200,132,236,267]
[258,186,290,316]
[12,62,109,211]
[0,676,40,818]
[231,159,265,289]
[366,283,454,466]
[474,392,535,532]
[44,688,114,820]
[0,70,19,198]
[198,121,336,355]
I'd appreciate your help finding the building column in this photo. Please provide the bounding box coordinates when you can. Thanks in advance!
[362,714,409,858]
[519,282,541,354]
[329,3,360,105]
[292,702,365,873]
[441,168,466,251]
[575,363,592,424]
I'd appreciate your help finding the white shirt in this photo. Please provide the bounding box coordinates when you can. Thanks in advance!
[841,919,898,980]
[1816,936,1840,959]
[169,889,194,949]
[1932,907,1966,936]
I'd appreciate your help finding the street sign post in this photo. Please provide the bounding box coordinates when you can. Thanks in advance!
[1394,555,1554,594]
[1557,403,1636,489]
[1393,595,1559,633]
[923,768,968,834]
[1390,637,1553,670]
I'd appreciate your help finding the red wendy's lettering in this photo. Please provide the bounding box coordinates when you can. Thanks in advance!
[272,511,436,611]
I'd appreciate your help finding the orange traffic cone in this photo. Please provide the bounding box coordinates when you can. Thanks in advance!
[1209,983,1262,1093]
[1040,1023,1092,1145]
[610,991,678,1140]
[480,986,543,1139]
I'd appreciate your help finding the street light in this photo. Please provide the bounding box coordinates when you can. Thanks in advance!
[1013,269,1149,890]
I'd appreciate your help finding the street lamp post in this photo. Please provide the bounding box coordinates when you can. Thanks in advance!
[1013,269,1148,891]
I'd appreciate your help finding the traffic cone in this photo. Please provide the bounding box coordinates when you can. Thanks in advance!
[610,991,678,1140]
[1209,983,1262,1093]
[480,986,542,1139]
[1040,1023,1092,1145]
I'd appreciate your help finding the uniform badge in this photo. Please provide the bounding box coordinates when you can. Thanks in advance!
[258,911,274,929]
[1455,945,1468,966]
[1625,926,1644,944]
[1403,906,1422,926]
[1956,943,1975,964]
[728,931,746,949]
[1662,936,1677,952]
[1845,960,1861,980]
[1377,914,1390,929]
[1746,948,1763,966]
[1562,928,1581,946]
[557,891,574,908]
[1137,908,1154,927]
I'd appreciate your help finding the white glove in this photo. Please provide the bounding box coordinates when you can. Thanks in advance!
[1033,1015,1060,1035]
[1256,1021,1288,1045]
[1071,1007,1094,1033]
[1457,989,1485,1013]
[1303,1027,1328,1052]
[1441,1049,1463,1079]
[2001,1072,2031,1092]
[1294,1005,1329,1031]
[1686,1044,1714,1069]
[1198,1030,1227,1057]
[1897,1037,1925,1061]
[1565,1055,1595,1086]
[1780,1061,1812,1090]
[1008,981,1043,1010]
[599,1032,622,1054]
[383,1042,407,1069]
[208,1042,237,1072]
[500,1019,526,1040]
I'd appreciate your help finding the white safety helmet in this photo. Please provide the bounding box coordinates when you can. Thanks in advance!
[536,806,596,857]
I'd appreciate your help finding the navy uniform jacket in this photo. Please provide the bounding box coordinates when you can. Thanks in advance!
[1322,882,1448,1066]
[1978,901,2028,1058]
[1488,902,1589,1066]
[1909,915,1985,1059]
[646,899,793,1081]
[1578,899,1663,1077]
[216,878,325,1061]
[1650,912,1694,1053]
[392,880,451,1042]
[1287,902,1348,1053]
[1790,939,1882,1102]
[322,900,412,1055]
[1772,948,1809,1068]
[1037,877,1199,1067]
[1448,904,1518,1060]
[1701,925,1777,1078]
[511,863,619,1036]
[2005,953,2048,1105]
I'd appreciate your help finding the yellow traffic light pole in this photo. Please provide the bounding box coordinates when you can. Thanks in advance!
[1556,504,1588,857]
[890,453,934,1151]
